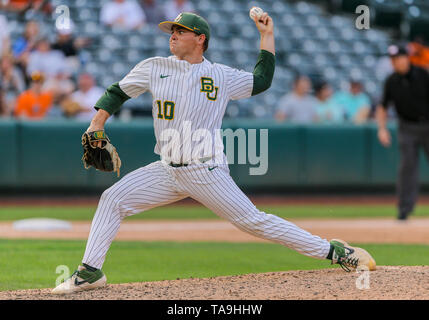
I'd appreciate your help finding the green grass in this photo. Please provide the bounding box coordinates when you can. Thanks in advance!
[1,204,429,221]
[0,239,428,291]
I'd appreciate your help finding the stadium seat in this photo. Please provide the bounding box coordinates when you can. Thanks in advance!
[76,8,96,22]
[126,49,141,64]
[280,13,297,27]
[82,21,101,37]
[271,1,287,14]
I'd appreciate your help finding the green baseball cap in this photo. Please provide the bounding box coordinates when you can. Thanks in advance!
[158,12,210,41]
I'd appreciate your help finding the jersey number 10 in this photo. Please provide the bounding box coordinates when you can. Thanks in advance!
[156,100,175,120]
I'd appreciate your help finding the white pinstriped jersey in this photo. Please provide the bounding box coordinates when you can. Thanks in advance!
[118,56,253,163]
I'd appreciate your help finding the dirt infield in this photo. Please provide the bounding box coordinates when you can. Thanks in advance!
[2,218,429,244]
[1,266,428,300]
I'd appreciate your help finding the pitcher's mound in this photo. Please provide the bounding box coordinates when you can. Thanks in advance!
[2,266,428,300]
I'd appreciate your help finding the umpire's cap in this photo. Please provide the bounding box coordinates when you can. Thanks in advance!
[387,44,408,58]
[159,12,210,41]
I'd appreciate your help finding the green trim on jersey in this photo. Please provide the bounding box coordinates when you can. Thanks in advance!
[94,82,131,115]
[251,50,275,96]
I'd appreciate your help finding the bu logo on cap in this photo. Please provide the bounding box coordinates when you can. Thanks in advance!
[174,13,183,22]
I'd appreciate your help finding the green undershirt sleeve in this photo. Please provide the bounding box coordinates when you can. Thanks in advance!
[94,82,131,115]
[252,50,275,96]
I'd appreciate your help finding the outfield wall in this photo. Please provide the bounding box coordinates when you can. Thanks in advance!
[1,119,429,192]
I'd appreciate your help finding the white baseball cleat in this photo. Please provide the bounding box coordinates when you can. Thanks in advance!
[52,265,107,294]
[330,239,376,272]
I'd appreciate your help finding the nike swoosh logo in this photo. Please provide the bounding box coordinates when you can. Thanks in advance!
[160,75,170,79]
[75,278,87,286]
[208,166,218,171]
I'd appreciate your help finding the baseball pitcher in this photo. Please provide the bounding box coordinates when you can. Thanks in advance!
[52,11,375,294]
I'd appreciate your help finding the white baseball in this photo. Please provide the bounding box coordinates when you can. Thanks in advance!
[249,6,264,20]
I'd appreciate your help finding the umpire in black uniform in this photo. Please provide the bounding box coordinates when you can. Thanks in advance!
[376,44,429,220]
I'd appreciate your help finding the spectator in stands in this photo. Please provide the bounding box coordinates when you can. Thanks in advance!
[12,20,40,79]
[27,37,69,80]
[100,0,147,31]
[275,75,317,123]
[52,22,91,75]
[314,81,344,123]
[0,14,11,57]
[140,0,166,25]
[332,80,371,124]
[0,53,26,117]
[62,73,104,121]
[408,36,429,71]
[14,71,54,119]
[164,0,195,21]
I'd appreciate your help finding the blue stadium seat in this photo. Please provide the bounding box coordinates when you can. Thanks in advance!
[154,48,170,57]
[225,103,240,118]
[277,37,294,52]
[126,49,141,64]
[220,1,241,13]
[239,24,258,40]
[76,8,96,22]
[322,67,339,81]
[352,41,372,55]
[313,53,329,68]
[280,13,297,27]
[229,38,253,52]
[82,21,101,37]
[112,62,130,78]
[95,49,115,63]
[83,62,99,75]
[301,39,325,54]
[73,0,90,8]
[196,0,212,13]
[101,35,122,50]
[271,1,288,14]
[234,51,254,66]
[303,14,322,27]
[329,15,350,29]
[207,38,228,51]
[101,75,118,89]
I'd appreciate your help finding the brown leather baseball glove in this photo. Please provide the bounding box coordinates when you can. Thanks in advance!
[81,130,121,177]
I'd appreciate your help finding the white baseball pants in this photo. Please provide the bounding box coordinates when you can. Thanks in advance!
[83,161,331,269]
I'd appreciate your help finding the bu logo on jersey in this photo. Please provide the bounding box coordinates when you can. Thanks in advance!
[200,77,218,101]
